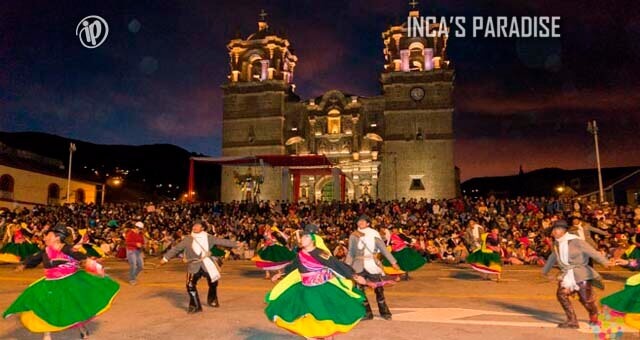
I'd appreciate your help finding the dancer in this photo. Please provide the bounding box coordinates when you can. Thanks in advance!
[466,227,502,281]
[0,222,40,263]
[542,220,612,328]
[73,228,105,259]
[601,258,640,330]
[252,224,295,279]
[381,225,426,280]
[345,214,399,320]
[266,224,368,339]
[622,225,640,261]
[3,224,119,340]
[160,220,238,313]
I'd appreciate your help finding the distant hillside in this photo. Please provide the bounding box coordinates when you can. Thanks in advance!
[462,166,640,198]
[0,131,221,201]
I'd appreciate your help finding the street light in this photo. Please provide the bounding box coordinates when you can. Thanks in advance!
[587,120,605,203]
[107,177,124,188]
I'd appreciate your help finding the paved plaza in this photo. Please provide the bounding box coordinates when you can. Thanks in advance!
[1,260,639,340]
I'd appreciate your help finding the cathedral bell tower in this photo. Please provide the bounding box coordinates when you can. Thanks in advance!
[222,10,298,157]
[378,2,456,200]
[220,10,299,202]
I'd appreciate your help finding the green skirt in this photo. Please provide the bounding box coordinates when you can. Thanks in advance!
[210,246,225,257]
[0,242,40,260]
[601,283,640,313]
[467,250,502,274]
[3,270,120,332]
[623,247,640,260]
[265,281,365,337]
[82,244,103,258]
[382,248,427,272]
[258,244,295,263]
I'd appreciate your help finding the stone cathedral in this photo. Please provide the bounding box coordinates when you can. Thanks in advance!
[220,7,458,202]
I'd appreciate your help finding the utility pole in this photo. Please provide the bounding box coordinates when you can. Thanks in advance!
[587,120,604,203]
[66,142,76,204]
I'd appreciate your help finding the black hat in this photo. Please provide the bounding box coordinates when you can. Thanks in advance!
[51,224,69,239]
[552,220,569,230]
[357,214,371,223]
[303,224,319,235]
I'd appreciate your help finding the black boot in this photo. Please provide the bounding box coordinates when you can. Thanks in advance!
[375,287,392,320]
[359,284,374,320]
[577,281,599,325]
[187,271,204,313]
[80,326,90,339]
[556,285,578,328]
[187,285,203,314]
[207,281,219,307]
[362,299,374,320]
[188,290,203,313]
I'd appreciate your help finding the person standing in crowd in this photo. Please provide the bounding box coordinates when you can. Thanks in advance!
[161,220,238,313]
[542,220,613,328]
[464,218,484,252]
[3,224,119,340]
[125,221,145,285]
[345,214,399,320]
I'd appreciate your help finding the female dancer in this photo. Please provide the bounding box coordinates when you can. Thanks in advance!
[252,225,295,279]
[0,223,40,263]
[601,258,640,331]
[466,227,502,281]
[381,225,426,280]
[265,224,367,339]
[3,224,119,340]
[73,228,105,259]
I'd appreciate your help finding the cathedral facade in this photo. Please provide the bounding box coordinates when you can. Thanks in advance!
[220,8,458,202]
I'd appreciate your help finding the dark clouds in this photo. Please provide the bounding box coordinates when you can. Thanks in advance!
[1,0,640,180]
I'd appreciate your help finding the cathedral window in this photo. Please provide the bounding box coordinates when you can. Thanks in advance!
[328,109,341,134]
[410,178,425,190]
[409,42,424,71]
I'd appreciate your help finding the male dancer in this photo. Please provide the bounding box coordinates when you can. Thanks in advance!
[542,220,613,328]
[345,214,399,320]
[161,220,238,313]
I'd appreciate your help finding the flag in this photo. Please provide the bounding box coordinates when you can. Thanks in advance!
[70,142,77,152]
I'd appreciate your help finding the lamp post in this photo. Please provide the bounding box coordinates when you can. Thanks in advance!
[66,143,76,204]
[587,120,604,203]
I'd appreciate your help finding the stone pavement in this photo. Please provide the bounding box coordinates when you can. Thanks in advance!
[1,259,639,339]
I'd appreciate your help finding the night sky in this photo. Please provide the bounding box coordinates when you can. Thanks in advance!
[2,0,640,180]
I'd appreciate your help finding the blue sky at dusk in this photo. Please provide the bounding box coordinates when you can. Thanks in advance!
[2,0,640,180]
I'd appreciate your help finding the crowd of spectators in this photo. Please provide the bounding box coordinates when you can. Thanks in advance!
[2,196,639,266]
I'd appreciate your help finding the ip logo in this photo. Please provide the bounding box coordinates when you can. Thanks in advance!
[76,15,109,49]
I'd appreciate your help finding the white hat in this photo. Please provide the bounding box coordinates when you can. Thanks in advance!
[135,222,144,229]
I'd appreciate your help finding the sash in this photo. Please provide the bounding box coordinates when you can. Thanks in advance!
[192,237,221,283]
